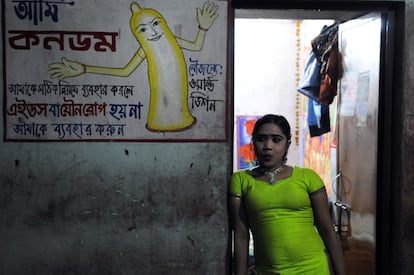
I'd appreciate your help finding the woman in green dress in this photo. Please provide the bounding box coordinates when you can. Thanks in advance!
[229,114,346,275]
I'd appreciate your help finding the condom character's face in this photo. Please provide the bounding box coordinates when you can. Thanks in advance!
[130,3,169,44]
[136,16,164,41]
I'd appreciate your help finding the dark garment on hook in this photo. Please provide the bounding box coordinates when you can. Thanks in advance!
[298,49,331,137]
[297,23,343,137]
[297,50,321,102]
[311,23,343,105]
[308,98,331,137]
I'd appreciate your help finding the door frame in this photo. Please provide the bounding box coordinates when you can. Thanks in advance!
[229,1,404,274]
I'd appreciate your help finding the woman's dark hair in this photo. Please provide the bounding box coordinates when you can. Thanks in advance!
[252,114,292,143]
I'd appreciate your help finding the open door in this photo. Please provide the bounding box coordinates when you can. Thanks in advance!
[335,13,382,275]
[232,3,398,272]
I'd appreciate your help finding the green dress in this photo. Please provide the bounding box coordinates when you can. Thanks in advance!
[230,166,331,275]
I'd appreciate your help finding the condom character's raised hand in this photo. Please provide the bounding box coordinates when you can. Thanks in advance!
[196,1,219,31]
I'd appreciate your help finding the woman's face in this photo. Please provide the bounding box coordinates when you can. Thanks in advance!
[253,122,289,170]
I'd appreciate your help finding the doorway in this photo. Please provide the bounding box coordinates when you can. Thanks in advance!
[231,2,400,274]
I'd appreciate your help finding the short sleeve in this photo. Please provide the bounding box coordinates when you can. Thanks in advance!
[229,171,243,198]
[302,168,325,194]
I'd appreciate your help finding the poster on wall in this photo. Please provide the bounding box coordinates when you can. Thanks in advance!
[3,0,228,141]
[237,115,259,170]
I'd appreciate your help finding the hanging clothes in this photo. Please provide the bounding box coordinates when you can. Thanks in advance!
[297,22,342,137]
[297,50,321,102]
[307,98,331,137]
[311,23,343,105]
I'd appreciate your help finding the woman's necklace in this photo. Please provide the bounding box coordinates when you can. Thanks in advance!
[263,164,285,185]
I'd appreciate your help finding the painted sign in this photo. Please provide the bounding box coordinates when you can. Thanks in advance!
[3,0,228,141]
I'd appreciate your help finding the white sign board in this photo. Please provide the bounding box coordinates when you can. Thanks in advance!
[3,0,228,141]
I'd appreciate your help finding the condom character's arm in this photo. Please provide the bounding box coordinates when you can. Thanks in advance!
[48,47,146,80]
[177,1,218,51]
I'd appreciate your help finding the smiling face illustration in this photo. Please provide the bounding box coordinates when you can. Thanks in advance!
[130,6,176,53]
[136,16,164,42]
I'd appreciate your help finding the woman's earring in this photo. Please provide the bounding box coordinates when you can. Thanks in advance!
[283,153,288,164]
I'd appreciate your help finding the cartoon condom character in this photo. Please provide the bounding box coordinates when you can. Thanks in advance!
[48,1,218,132]
[130,3,193,131]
